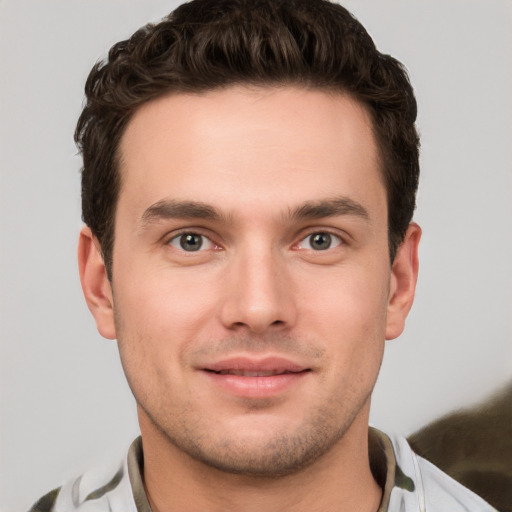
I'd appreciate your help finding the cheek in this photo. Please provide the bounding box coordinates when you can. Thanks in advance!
[296,263,390,365]
[299,263,390,327]
[118,264,220,322]
[113,268,222,371]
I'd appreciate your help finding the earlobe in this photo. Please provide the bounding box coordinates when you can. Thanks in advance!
[385,223,421,340]
[78,227,117,340]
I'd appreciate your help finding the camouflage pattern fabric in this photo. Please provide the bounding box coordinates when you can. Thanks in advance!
[28,428,497,511]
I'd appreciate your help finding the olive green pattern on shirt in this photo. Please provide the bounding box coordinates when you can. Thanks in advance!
[28,487,61,512]
[85,466,124,501]
[395,463,415,492]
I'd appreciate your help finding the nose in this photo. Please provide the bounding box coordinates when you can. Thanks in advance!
[219,245,297,334]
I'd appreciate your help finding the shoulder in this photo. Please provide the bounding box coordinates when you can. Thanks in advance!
[26,447,139,512]
[414,454,499,511]
[385,431,498,511]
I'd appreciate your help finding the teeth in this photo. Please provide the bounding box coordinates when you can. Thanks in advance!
[218,370,287,376]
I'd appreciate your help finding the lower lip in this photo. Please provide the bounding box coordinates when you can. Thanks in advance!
[203,371,309,398]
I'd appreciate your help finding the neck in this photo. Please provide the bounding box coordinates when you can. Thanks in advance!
[139,408,382,512]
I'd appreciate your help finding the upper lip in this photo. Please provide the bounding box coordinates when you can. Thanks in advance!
[203,356,310,375]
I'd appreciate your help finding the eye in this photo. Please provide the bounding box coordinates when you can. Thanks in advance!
[168,232,215,252]
[297,232,342,251]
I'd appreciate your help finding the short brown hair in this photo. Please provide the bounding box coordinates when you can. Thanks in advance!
[76,0,419,278]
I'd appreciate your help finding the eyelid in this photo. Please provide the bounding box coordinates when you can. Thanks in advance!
[165,228,221,251]
[162,226,348,252]
[294,228,346,250]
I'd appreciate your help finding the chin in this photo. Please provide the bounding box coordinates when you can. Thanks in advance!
[149,405,360,478]
[182,432,339,478]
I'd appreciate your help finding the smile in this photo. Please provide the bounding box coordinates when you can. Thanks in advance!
[201,357,311,398]
[208,369,304,377]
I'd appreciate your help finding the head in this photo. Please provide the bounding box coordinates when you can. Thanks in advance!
[76,0,419,279]
[77,0,421,480]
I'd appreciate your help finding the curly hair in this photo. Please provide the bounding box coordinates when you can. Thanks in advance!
[75,0,420,278]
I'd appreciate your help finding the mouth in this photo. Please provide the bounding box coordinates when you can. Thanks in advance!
[201,357,311,398]
[206,369,307,377]
[204,356,310,375]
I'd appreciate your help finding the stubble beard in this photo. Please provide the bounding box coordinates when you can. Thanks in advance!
[138,385,373,478]
[115,311,380,479]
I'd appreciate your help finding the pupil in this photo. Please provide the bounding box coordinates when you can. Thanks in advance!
[180,234,202,251]
[311,233,331,250]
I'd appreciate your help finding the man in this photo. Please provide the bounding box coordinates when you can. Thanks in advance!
[29,0,497,510]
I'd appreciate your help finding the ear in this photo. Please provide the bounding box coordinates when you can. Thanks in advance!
[78,226,116,340]
[385,223,421,340]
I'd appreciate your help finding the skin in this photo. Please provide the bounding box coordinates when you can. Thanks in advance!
[79,86,420,512]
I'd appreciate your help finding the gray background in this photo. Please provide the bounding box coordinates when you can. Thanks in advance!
[1,1,511,510]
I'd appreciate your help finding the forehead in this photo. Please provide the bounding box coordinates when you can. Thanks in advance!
[117,86,385,222]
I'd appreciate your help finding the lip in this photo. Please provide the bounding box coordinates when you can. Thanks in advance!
[201,356,311,398]
[205,356,308,374]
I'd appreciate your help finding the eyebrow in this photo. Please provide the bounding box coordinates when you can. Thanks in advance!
[290,197,370,222]
[141,199,226,227]
[140,196,370,228]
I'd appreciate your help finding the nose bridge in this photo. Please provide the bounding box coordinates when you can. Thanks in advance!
[220,237,295,333]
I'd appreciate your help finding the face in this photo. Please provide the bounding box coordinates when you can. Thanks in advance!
[80,86,419,476]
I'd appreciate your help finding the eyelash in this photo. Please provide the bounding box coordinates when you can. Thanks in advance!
[295,231,344,251]
[166,229,345,253]
[166,230,219,252]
